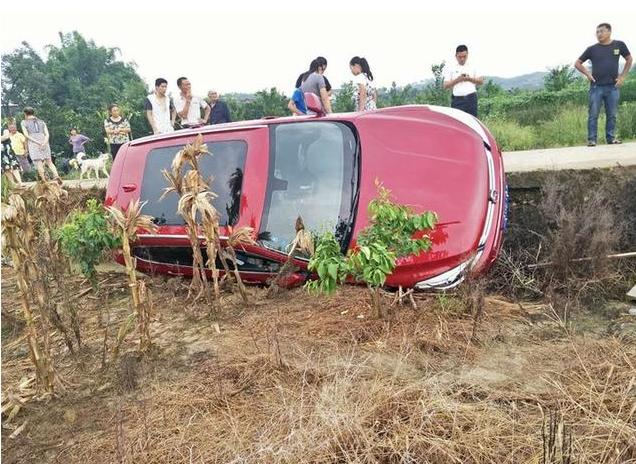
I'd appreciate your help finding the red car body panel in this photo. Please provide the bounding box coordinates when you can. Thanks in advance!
[105,105,506,289]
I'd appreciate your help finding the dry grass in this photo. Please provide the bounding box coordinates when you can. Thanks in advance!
[489,169,636,308]
[2,171,636,463]
[2,268,634,463]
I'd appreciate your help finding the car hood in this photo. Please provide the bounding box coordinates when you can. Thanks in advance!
[351,107,490,279]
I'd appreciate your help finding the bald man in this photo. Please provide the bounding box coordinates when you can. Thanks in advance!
[206,90,232,124]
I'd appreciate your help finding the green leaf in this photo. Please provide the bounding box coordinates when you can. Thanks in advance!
[328,262,339,280]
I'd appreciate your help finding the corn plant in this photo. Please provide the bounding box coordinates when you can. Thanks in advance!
[161,135,213,304]
[226,226,257,303]
[200,202,224,303]
[31,180,82,351]
[288,216,314,257]
[1,195,57,393]
[106,199,157,353]
[267,216,314,295]
[307,182,438,317]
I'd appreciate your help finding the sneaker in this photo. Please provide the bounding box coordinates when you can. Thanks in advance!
[608,139,622,144]
[587,141,596,147]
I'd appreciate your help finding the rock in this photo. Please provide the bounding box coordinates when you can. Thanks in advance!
[627,284,636,301]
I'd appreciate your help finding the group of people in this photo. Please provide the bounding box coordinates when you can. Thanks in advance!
[2,108,61,185]
[289,56,378,115]
[2,23,631,186]
[144,77,231,135]
[1,103,135,185]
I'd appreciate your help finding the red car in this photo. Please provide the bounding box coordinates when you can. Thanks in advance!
[106,95,506,290]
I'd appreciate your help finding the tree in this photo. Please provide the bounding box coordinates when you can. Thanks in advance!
[333,81,356,113]
[224,95,247,122]
[377,82,418,108]
[307,182,438,318]
[544,65,577,92]
[1,32,149,157]
[242,88,288,120]
[417,61,449,106]
[479,79,504,98]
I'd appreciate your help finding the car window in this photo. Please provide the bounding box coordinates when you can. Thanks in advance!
[140,140,247,226]
[260,121,358,252]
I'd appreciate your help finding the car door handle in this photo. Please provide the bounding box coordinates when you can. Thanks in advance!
[122,183,137,192]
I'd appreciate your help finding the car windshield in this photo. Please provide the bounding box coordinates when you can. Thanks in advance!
[260,121,358,253]
[140,140,247,226]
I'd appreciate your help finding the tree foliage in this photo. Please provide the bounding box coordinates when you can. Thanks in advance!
[1,32,148,156]
[306,183,438,315]
[57,199,120,286]
[241,88,289,120]
[417,61,449,106]
[377,82,418,108]
[544,64,578,92]
[333,81,356,113]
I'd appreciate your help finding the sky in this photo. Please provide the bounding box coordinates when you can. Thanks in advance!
[2,0,635,97]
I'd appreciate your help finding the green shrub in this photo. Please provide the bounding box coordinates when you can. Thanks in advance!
[535,105,595,148]
[306,183,437,317]
[483,118,538,151]
[57,199,120,286]
[617,102,636,140]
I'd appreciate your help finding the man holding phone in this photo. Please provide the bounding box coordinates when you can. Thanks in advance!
[444,44,484,117]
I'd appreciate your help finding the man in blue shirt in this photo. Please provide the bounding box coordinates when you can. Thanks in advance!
[575,23,632,146]
[206,90,232,125]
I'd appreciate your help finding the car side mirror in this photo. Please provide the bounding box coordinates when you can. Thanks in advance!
[304,92,325,116]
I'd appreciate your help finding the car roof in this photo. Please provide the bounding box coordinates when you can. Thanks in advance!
[127,105,481,147]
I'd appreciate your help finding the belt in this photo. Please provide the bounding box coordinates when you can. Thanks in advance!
[452,93,477,99]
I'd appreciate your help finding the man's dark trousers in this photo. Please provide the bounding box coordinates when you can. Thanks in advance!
[451,92,478,117]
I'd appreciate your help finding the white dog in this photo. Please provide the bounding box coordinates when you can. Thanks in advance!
[69,152,110,179]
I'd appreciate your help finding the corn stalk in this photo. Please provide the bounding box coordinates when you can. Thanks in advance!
[226,226,257,303]
[2,195,56,394]
[161,135,213,305]
[267,216,314,295]
[106,200,157,353]
[201,206,222,303]
[31,180,81,351]
[288,216,314,257]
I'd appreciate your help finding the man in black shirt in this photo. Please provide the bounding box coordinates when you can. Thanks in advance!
[206,90,232,125]
[575,23,632,146]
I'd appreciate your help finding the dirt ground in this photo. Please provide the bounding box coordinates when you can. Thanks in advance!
[2,264,635,463]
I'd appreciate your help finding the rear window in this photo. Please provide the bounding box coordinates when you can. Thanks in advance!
[140,140,247,226]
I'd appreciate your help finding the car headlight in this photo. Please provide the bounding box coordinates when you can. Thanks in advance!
[414,259,472,290]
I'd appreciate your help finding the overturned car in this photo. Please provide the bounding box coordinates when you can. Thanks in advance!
[105,97,506,290]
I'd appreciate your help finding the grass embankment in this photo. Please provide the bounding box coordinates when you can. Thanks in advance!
[484,103,636,151]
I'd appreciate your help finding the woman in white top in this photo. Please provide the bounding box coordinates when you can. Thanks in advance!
[350,56,377,112]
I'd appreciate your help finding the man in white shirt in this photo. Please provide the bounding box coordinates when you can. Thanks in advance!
[173,77,210,128]
[145,78,176,135]
[443,44,484,117]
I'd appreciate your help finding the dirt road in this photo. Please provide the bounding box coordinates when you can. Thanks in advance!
[503,141,636,172]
